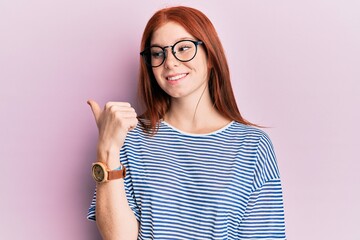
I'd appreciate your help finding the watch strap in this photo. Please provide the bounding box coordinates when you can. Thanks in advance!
[108,163,126,180]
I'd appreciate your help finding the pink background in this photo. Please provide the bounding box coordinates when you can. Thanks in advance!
[1,0,359,239]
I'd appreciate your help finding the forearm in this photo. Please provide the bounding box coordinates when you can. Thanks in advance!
[96,178,139,240]
[95,149,139,240]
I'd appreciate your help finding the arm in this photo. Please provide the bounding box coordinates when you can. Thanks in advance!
[95,151,139,240]
[88,100,139,240]
[238,133,286,239]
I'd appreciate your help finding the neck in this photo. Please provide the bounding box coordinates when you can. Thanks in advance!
[164,86,230,134]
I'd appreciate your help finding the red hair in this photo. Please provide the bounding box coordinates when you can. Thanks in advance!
[138,6,255,133]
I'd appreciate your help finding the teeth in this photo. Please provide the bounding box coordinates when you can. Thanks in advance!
[167,73,187,81]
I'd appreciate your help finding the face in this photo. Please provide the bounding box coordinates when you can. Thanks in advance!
[150,22,209,101]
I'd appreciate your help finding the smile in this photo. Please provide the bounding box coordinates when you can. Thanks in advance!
[166,73,188,81]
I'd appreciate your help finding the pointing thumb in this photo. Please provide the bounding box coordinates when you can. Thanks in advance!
[87,100,101,123]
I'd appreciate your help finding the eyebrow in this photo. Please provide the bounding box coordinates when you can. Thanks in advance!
[150,37,197,48]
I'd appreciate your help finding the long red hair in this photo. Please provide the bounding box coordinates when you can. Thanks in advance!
[138,6,254,133]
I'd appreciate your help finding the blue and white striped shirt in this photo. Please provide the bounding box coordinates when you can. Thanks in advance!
[88,121,286,239]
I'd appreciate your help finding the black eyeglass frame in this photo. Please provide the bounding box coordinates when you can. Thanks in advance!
[140,40,203,68]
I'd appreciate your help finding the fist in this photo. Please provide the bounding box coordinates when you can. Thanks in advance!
[87,100,138,162]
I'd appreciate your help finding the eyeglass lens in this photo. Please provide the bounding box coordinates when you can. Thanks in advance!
[145,40,199,67]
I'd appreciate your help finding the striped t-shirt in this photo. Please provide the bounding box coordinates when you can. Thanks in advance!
[88,121,286,239]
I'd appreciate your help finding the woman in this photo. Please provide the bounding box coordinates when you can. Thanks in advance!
[87,6,286,240]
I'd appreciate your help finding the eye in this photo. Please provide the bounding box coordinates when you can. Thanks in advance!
[150,47,165,59]
[152,51,164,58]
[177,44,192,52]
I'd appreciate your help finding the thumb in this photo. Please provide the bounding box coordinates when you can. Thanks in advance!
[87,100,101,123]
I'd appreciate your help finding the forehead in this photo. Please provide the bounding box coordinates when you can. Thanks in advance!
[151,21,195,46]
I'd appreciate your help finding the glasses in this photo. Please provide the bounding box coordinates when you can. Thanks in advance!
[140,40,203,68]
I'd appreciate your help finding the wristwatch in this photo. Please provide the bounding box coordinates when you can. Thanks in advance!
[91,162,126,183]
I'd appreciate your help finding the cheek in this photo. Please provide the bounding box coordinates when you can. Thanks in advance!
[194,61,209,79]
[152,68,162,82]
[193,54,208,76]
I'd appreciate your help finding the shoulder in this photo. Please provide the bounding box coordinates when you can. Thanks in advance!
[124,119,169,145]
[234,124,280,188]
[229,122,273,146]
[230,122,280,177]
[232,122,276,160]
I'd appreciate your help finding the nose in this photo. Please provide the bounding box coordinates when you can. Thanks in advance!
[163,47,179,69]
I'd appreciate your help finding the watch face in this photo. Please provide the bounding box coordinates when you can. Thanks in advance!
[92,164,105,182]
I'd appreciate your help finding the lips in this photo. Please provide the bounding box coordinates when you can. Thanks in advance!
[166,73,188,81]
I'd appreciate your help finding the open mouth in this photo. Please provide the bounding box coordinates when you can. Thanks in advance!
[166,73,188,81]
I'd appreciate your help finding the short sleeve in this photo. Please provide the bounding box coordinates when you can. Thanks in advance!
[122,154,141,221]
[238,178,286,239]
[252,134,281,191]
[87,189,97,221]
[237,132,286,238]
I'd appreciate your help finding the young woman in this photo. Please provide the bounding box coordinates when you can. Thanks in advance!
[87,6,286,240]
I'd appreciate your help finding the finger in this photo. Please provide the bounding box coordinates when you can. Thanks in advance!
[105,105,137,116]
[118,106,136,113]
[105,102,131,109]
[106,105,136,112]
[121,117,138,131]
[128,118,139,131]
[119,111,137,118]
[87,100,102,123]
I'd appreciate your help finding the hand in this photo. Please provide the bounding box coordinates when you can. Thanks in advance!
[87,100,138,165]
